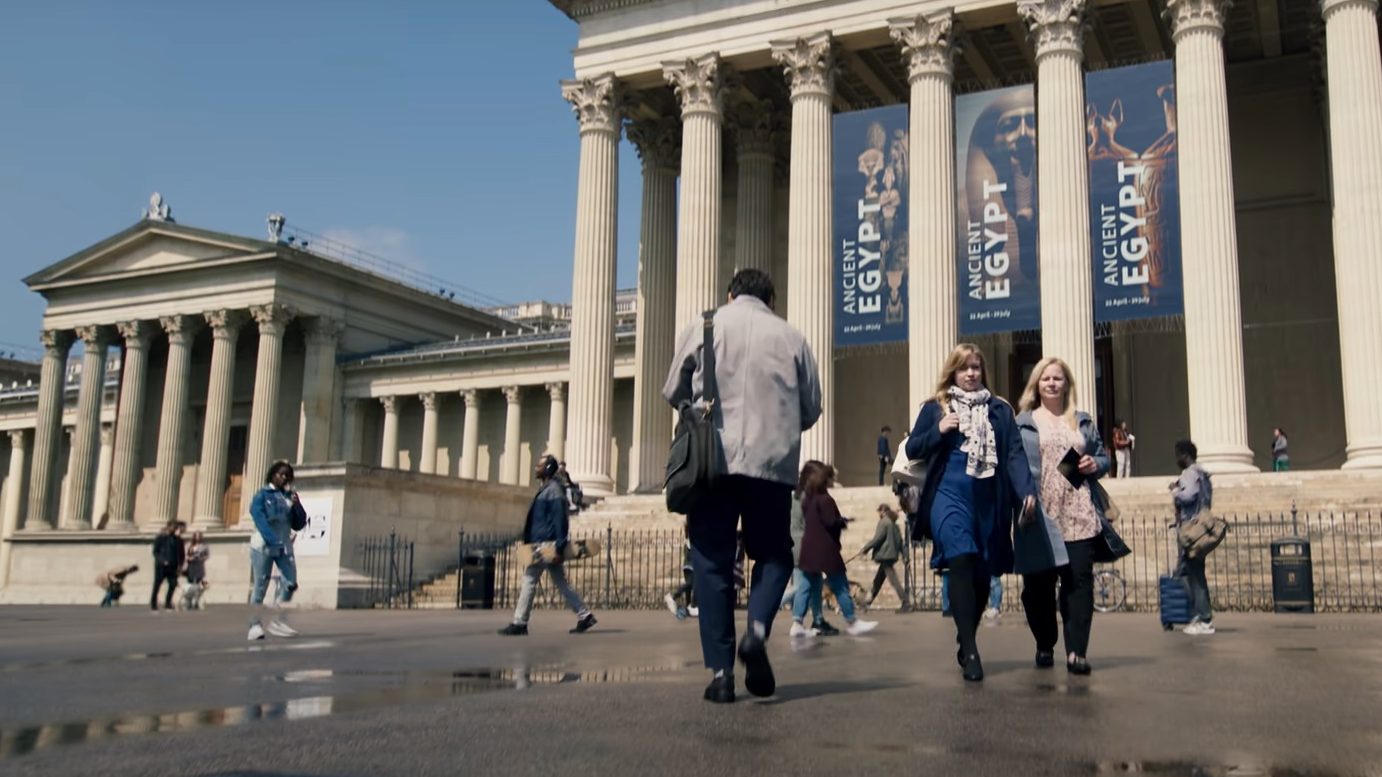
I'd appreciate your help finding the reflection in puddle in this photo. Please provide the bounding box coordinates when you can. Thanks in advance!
[0,641,337,674]
[1093,762,1345,776]
[0,662,685,760]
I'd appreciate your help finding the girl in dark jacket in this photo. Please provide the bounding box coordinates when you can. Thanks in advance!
[792,461,879,637]
[905,344,1036,681]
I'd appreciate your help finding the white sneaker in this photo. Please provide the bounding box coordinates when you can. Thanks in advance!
[983,607,1000,620]
[664,593,680,616]
[789,622,817,637]
[247,623,265,641]
[1197,622,1216,635]
[845,619,879,636]
[1183,621,1215,635]
[265,619,299,638]
[687,606,699,617]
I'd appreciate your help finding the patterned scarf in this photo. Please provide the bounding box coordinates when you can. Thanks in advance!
[948,386,997,480]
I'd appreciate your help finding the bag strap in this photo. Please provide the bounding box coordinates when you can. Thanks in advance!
[701,310,718,409]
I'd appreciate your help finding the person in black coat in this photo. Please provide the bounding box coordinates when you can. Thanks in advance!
[905,344,1035,682]
[793,461,879,637]
[150,521,186,611]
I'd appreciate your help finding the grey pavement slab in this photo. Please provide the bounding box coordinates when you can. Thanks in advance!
[1,606,1379,776]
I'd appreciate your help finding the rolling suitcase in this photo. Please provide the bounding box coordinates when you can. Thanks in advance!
[1159,574,1193,630]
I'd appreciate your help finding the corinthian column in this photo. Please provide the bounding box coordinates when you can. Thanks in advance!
[152,315,201,525]
[419,392,439,474]
[1166,0,1256,471]
[459,390,480,479]
[545,382,567,460]
[62,326,112,530]
[1017,0,1096,420]
[501,386,523,485]
[773,32,836,465]
[892,12,959,412]
[1,431,29,582]
[241,304,294,513]
[192,310,247,529]
[91,424,114,526]
[561,73,621,496]
[380,396,400,469]
[626,117,680,493]
[665,54,733,330]
[732,102,779,275]
[108,321,152,530]
[297,317,343,463]
[26,330,73,529]
[1322,0,1382,469]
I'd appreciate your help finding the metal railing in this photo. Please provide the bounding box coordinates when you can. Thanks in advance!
[357,531,416,609]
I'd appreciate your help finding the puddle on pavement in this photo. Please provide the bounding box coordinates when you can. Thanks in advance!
[1092,762,1349,776]
[0,662,687,760]
[0,640,337,674]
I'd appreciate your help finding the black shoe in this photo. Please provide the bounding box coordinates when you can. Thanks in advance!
[956,648,965,668]
[498,623,528,636]
[962,653,984,682]
[737,631,776,697]
[1035,650,1055,669]
[703,675,735,704]
[1067,656,1092,675]
[570,613,597,634]
[812,619,840,637]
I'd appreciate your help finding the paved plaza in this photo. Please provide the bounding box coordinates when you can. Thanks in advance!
[1,605,1380,776]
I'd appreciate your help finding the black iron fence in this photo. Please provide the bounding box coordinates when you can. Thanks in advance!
[358,531,415,609]
[449,510,1382,614]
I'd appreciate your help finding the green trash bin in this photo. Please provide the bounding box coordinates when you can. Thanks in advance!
[1271,537,1314,613]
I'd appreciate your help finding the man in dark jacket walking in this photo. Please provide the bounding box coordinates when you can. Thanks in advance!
[499,454,596,636]
[150,521,186,611]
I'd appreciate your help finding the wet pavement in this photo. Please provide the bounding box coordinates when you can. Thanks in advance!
[1,606,1380,776]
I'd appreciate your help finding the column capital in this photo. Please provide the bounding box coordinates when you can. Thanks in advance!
[250,303,294,336]
[75,325,114,349]
[461,389,479,409]
[38,329,74,356]
[159,314,203,345]
[204,309,249,340]
[1165,0,1231,41]
[561,73,623,136]
[771,32,836,99]
[889,11,958,82]
[545,382,566,402]
[380,395,398,414]
[115,320,154,348]
[502,385,522,404]
[8,429,26,448]
[663,53,736,118]
[626,116,682,172]
[729,101,782,158]
[1323,0,1378,19]
[1017,0,1088,60]
[304,316,345,346]
[419,391,437,411]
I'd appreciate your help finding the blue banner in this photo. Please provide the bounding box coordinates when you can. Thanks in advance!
[956,85,1041,335]
[832,105,909,347]
[1086,61,1183,322]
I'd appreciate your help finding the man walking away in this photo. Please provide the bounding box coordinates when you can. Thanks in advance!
[664,269,822,704]
[877,426,893,486]
[150,521,185,611]
[862,504,906,611]
[500,454,597,636]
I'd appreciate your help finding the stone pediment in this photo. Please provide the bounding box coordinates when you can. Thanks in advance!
[24,221,275,289]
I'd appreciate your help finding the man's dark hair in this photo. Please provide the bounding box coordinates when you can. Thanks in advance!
[881,425,891,433]
[728,269,775,306]
[265,460,294,484]
[1174,439,1198,461]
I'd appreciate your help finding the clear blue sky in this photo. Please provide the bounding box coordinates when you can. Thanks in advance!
[0,1,645,354]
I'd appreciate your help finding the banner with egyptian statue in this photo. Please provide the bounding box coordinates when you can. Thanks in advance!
[832,104,909,347]
[1086,60,1184,322]
[955,85,1041,335]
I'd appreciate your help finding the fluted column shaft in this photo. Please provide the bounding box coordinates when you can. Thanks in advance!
[775,33,836,465]
[627,118,680,493]
[152,316,200,525]
[26,330,73,529]
[1,430,29,582]
[380,396,400,469]
[460,390,480,479]
[1323,0,1382,468]
[419,392,439,474]
[892,13,958,411]
[562,74,621,496]
[1167,0,1256,471]
[666,55,730,330]
[546,383,567,461]
[63,326,112,530]
[192,310,246,528]
[241,304,293,513]
[501,386,523,486]
[91,424,114,526]
[298,318,342,463]
[733,105,777,274]
[108,322,151,530]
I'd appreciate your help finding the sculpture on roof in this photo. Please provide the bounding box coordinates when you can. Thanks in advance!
[267,213,286,243]
[143,192,173,223]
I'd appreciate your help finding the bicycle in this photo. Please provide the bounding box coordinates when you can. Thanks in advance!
[1093,566,1127,613]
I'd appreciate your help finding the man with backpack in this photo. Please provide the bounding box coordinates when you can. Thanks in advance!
[1171,440,1216,634]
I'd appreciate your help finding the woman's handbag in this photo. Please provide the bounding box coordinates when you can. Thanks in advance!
[890,440,925,485]
[1089,480,1131,563]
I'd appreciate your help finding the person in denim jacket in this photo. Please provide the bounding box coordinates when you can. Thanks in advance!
[247,461,306,641]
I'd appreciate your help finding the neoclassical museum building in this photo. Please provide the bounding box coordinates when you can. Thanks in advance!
[2,0,1381,603]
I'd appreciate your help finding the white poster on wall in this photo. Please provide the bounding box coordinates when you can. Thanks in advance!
[294,497,333,557]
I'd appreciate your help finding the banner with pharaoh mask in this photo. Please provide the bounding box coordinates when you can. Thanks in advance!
[1086,60,1184,322]
[832,105,909,347]
[955,85,1041,335]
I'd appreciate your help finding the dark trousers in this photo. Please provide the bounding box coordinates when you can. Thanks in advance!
[945,554,992,660]
[1181,554,1213,623]
[150,564,179,610]
[1022,538,1097,658]
[687,475,793,671]
[877,456,889,486]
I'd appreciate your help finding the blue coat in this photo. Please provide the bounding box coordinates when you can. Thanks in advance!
[1012,410,1111,575]
[522,478,570,549]
[905,397,1036,574]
